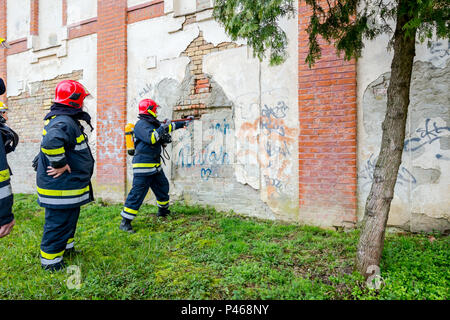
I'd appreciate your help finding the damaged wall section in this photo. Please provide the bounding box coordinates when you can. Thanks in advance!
[127,4,299,221]
[358,37,450,233]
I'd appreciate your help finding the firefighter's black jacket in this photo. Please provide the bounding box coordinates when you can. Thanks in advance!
[36,115,94,209]
[132,116,186,176]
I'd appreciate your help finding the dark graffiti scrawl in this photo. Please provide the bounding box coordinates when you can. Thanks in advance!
[404,118,450,152]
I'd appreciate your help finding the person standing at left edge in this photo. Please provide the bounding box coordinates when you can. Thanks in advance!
[36,80,95,271]
[0,78,19,238]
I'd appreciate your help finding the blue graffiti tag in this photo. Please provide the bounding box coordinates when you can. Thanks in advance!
[201,168,212,181]
[261,101,288,137]
[360,154,416,190]
[404,118,450,152]
[177,145,229,168]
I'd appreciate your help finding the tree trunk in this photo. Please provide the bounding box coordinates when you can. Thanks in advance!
[356,0,417,278]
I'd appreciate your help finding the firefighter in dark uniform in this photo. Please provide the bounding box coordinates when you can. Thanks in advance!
[0,98,19,238]
[36,80,95,271]
[119,99,192,233]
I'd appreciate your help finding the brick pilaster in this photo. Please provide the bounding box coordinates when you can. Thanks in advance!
[298,1,357,228]
[96,0,128,200]
[30,0,39,36]
[0,0,6,101]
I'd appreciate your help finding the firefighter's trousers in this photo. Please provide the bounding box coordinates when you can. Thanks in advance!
[121,170,170,220]
[40,207,80,268]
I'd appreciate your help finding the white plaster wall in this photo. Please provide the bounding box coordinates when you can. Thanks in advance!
[38,0,63,49]
[357,34,450,232]
[7,0,30,41]
[67,0,97,25]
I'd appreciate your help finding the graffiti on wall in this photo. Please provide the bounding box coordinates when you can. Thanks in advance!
[428,40,450,67]
[235,89,296,199]
[404,118,450,158]
[359,153,417,192]
[174,117,233,180]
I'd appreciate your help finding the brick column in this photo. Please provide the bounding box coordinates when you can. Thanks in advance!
[0,0,6,101]
[96,0,128,200]
[298,1,357,228]
[30,0,39,35]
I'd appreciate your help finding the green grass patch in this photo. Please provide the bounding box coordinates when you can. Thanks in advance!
[0,194,448,300]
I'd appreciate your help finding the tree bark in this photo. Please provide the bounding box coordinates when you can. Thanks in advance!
[356,0,417,278]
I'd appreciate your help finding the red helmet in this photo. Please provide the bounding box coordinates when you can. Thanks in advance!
[138,99,159,117]
[54,80,90,108]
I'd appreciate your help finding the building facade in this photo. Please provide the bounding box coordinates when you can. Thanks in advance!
[1,0,449,232]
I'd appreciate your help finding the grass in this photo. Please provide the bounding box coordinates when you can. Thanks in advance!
[0,194,448,300]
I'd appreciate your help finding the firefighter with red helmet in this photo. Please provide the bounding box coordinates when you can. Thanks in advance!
[36,80,95,271]
[119,99,192,233]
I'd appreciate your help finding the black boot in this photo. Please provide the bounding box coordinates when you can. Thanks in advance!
[157,207,170,218]
[119,217,135,233]
[41,260,66,272]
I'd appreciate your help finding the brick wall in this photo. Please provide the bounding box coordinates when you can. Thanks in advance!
[30,0,39,36]
[298,1,357,227]
[96,0,128,200]
[0,0,6,101]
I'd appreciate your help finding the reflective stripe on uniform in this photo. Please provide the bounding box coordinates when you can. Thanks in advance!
[40,249,64,260]
[38,193,90,205]
[151,130,159,144]
[76,134,85,143]
[0,184,12,199]
[157,199,169,208]
[40,256,63,266]
[66,238,75,249]
[37,185,90,197]
[124,207,138,214]
[132,168,159,174]
[0,168,10,183]
[132,163,160,168]
[44,154,65,162]
[121,211,136,220]
[168,124,173,133]
[42,129,47,136]
[74,142,88,151]
[41,146,65,155]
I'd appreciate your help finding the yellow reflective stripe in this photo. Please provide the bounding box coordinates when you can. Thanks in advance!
[37,185,90,197]
[151,131,156,144]
[41,146,65,155]
[0,169,10,183]
[67,238,74,244]
[124,207,138,214]
[168,124,173,133]
[76,134,85,143]
[44,120,50,126]
[157,200,169,205]
[42,129,47,136]
[40,249,64,260]
[132,163,160,168]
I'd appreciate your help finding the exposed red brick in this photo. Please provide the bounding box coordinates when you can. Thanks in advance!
[127,0,164,24]
[298,0,357,226]
[0,0,6,101]
[7,38,27,55]
[30,0,39,36]
[68,18,98,40]
[62,0,67,26]
[96,0,128,197]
